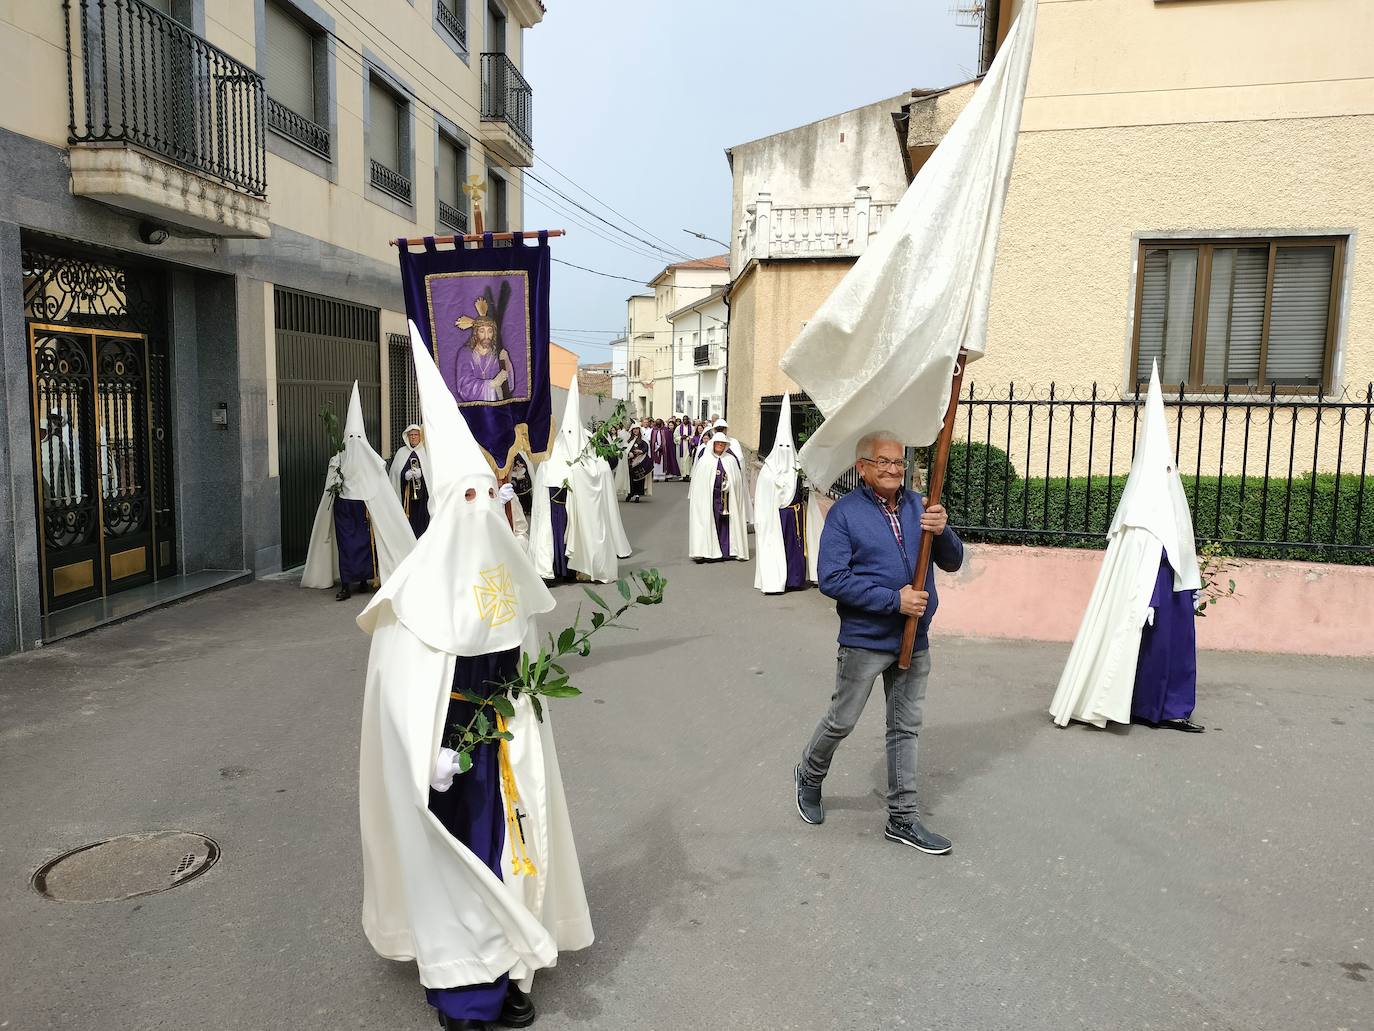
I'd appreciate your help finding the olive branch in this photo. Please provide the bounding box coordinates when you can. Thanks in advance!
[575,399,634,466]
[443,568,668,773]
[320,402,346,497]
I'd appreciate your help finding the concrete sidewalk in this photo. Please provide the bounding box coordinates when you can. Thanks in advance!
[1,482,1370,1031]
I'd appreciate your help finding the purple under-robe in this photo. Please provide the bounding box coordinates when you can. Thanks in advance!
[1131,551,1198,723]
[425,649,516,1022]
[333,498,376,584]
[713,460,732,557]
[454,346,507,403]
[401,459,431,538]
[777,484,807,589]
[660,429,681,478]
[548,486,573,581]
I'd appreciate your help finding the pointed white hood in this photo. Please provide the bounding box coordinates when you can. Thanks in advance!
[358,322,555,654]
[1109,362,1201,591]
[338,382,389,501]
[761,393,798,504]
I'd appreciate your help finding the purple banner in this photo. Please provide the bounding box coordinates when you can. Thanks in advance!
[397,233,554,475]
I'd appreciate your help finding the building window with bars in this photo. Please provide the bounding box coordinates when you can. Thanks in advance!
[367,75,411,204]
[486,165,508,231]
[436,131,468,232]
[1132,237,1345,392]
[436,0,467,52]
[264,2,331,160]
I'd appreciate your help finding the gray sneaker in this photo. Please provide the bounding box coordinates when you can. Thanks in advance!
[884,815,952,855]
[795,764,824,825]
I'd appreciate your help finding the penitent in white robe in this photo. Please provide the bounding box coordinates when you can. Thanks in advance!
[688,446,750,561]
[357,323,592,990]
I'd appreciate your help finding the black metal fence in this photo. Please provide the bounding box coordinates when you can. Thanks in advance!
[481,52,532,148]
[761,385,1374,565]
[65,0,267,197]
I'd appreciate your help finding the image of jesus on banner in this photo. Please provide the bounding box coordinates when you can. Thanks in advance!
[425,272,532,405]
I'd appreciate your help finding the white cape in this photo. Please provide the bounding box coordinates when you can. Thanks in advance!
[302,385,416,588]
[689,450,750,561]
[530,382,631,582]
[754,393,822,592]
[390,441,435,515]
[357,324,592,988]
[1049,364,1201,728]
[780,3,1038,489]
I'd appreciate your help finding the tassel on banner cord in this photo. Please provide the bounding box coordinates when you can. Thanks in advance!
[389,229,567,249]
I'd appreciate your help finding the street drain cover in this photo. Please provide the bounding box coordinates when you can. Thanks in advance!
[32,831,220,903]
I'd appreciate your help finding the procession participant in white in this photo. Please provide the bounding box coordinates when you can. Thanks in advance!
[529,382,631,584]
[612,427,632,500]
[674,417,695,479]
[688,432,750,562]
[357,325,593,1031]
[390,424,433,538]
[302,383,416,600]
[1049,362,1204,731]
[755,393,824,593]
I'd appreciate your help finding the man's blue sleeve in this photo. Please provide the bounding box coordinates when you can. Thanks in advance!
[933,525,964,573]
[818,506,902,614]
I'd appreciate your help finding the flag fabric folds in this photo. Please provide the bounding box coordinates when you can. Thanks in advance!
[780,3,1039,490]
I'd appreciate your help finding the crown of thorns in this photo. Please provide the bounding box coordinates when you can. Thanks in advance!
[455,296,498,332]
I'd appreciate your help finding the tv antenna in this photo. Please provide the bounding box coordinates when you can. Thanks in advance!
[950,1,985,28]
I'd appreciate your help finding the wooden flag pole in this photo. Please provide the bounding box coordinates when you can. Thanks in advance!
[898,350,969,671]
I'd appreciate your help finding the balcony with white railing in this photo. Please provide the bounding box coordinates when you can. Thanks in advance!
[735,186,897,269]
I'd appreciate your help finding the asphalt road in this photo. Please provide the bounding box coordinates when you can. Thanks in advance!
[1,481,1370,1031]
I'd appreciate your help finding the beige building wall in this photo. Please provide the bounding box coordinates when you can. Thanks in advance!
[726,259,852,451]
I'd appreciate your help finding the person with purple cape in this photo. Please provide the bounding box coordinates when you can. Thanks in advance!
[688,432,749,562]
[1050,362,1204,732]
[390,423,432,538]
[659,419,682,480]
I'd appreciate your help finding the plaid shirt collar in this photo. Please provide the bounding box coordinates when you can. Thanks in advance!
[860,481,905,546]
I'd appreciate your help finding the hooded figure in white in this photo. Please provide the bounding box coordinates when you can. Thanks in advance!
[301,384,416,599]
[754,394,824,593]
[689,432,750,562]
[390,423,434,538]
[356,324,593,1026]
[529,384,631,583]
[1049,362,1204,731]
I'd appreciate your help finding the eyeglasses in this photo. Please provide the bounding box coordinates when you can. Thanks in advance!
[858,457,908,471]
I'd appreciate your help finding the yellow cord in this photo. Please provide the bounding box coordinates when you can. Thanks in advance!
[495,712,538,877]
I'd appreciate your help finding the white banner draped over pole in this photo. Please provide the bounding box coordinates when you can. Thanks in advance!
[781,2,1040,490]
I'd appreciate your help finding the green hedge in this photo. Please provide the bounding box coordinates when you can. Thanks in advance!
[942,441,1374,566]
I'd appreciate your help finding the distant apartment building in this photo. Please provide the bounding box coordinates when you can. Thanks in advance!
[0,0,545,654]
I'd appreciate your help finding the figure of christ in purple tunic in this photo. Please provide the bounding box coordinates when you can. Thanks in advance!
[1131,550,1198,723]
[425,647,518,1024]
[401,457,431,538]
[454,344,511,403]
[776,482,808,590]
[547,485,574,581]
[660,427,682,479]
[333,498,377,585]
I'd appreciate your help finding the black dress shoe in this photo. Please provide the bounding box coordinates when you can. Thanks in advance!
[1161,717,1206,733]
[438,1016,487,1031]
[498,984,536,1028]
[334,584,351,601]
[885,815,952,855]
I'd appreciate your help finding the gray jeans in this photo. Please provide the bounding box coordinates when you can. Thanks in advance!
[800,646,932,821]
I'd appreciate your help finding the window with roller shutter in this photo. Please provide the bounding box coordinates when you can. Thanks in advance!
[1131,237,1345,392]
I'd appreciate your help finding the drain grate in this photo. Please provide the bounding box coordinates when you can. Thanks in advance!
[32,831,221,903]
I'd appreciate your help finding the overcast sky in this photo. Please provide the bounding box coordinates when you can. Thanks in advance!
[521,1,976,363]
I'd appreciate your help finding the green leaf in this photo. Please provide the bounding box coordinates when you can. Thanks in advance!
[617,578,632,600]
[519,651,530,679]
[550,663,566,676]
[490,696,516,718]
[495,730,514,741]
[542,684,582,698]
[578,641,591,657]
[591,611,605,629]
[1228,579,1236,592]
[475,711,491,736]
[557,627,576,653]
[530,696,544,722]
[457,750,473,774]
[583,586,610,610]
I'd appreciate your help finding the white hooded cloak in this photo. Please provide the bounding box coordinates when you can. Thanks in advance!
[529,383,632,583]
[390,423,434,508]
[301,384,416,589]
[689,434,750,561]
[754,394,824,592]
[1049,362,1202,728]
[356,323,593,989]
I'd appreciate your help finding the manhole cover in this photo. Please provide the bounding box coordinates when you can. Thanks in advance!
[32,831,220,903]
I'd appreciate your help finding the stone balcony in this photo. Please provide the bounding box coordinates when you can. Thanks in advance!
[735,187,898,269]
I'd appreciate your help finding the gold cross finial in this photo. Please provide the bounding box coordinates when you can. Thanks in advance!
[462,175,487,204]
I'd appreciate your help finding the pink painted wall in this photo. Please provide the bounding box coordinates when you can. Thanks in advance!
[935,543,1374,657]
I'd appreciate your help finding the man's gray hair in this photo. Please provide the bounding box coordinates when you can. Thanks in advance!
[855,431,902,461]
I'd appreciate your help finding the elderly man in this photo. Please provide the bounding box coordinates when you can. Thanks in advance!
[794,431,963,855]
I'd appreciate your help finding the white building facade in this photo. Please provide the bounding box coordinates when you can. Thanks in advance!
[667,289,728,421]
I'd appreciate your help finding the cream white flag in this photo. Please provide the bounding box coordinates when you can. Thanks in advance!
[781,2,1039,489]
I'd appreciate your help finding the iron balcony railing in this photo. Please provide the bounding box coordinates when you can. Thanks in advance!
[437,198,468,233]
[64,0,267,197]
[480,52,532,149]
[266,97,330,159]
[370,158,412,204]
[436,0,467,50]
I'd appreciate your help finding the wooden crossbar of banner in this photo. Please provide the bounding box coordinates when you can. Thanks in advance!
[389,229,566,248]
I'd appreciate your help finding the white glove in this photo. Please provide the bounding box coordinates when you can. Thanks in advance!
[431,747,463,793]
[1144,607,1155,627]
[498,483,517,504]
[405,468,421,482]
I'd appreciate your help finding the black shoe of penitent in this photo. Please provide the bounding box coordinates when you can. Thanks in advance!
[498,983,536,1027]
[1161,717,1205,733]
[334,584,351,601]
[438,1015,488,1030]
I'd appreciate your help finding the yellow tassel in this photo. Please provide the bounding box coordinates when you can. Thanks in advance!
[494,712,538,877]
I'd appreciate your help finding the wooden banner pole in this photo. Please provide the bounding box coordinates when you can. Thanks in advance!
[897,350,969,671]
[388,229,565,248]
